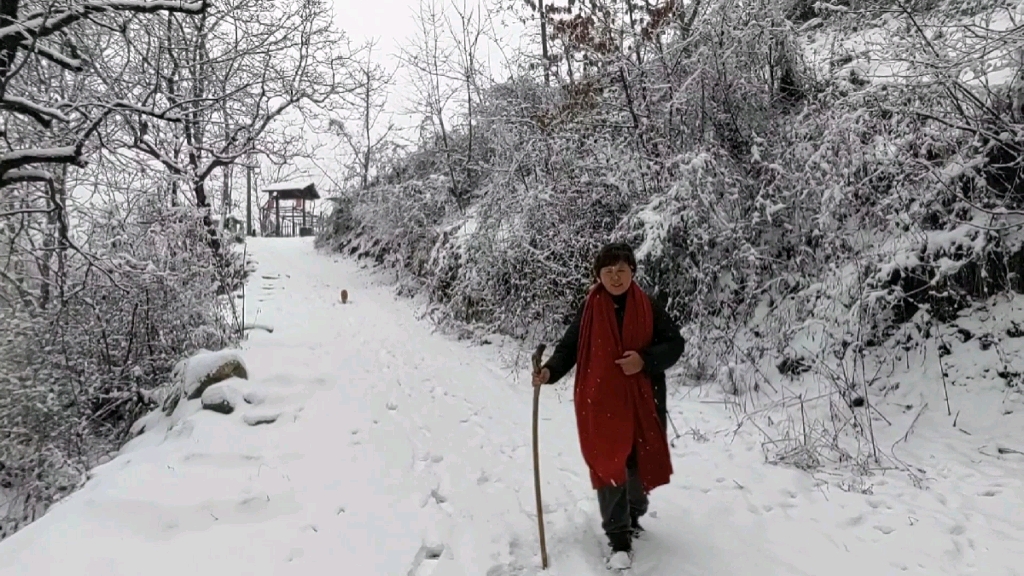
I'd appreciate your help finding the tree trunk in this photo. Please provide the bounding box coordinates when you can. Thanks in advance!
[362,66,371,189]
[221,160,232,221]
[192,176,222,252]
[539,0,550,86]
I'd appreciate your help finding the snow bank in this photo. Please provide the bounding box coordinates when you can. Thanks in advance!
[2,238,1021,576]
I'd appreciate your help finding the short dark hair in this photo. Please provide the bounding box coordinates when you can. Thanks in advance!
[592,242,637,278]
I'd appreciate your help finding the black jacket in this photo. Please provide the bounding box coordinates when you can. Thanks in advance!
[543,289,685,428]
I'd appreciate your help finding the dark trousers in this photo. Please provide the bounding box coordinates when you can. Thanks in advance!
[598,385,667,553]
[597,411,668,553]
[597,450,647,552]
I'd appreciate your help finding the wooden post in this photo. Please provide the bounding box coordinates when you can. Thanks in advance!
[531,344,550,569]
[246,165,253,236]
[274,193,281,237]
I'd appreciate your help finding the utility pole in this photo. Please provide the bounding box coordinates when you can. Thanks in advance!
[246,163,253,236]
[539,0,550,86]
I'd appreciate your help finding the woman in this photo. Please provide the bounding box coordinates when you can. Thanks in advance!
[533,242,685,571]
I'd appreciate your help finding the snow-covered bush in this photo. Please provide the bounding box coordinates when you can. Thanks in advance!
[454,177,634,338]
[316,195,360,250]
[0,196,241,539]
[318,0,1024,477]
[319,176,457,276]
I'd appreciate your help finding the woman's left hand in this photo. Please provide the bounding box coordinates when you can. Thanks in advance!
[615,351,645,375]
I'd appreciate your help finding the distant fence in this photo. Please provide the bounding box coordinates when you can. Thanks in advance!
[259,207,327,237]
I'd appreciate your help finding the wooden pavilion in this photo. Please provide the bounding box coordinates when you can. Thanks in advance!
[260,180,321,237]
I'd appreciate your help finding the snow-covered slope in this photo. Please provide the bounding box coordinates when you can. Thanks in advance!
[0,238,1020,575]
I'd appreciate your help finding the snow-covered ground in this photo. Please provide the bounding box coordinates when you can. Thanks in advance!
[0,238,1022,576]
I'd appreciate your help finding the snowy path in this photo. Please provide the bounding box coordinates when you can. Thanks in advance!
[1,238,1022,576]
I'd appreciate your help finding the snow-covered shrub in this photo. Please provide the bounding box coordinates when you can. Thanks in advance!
[451,177,634,338]
[0,198,241,539]
[315,195,360,250]
[316,0,1024,482]
[319,176,457,275]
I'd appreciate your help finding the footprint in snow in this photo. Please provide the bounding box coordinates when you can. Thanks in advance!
[408,543,446,576]
[485,563,530,576]
[236,495,271,514]
[179,452,262,467]
[243,411,280,426]
[866,497,891,510]
[874,525,895,535]
[243,391,266,405]
[844,514,866,527]
[559,467,581,481]
[418,488,450,509]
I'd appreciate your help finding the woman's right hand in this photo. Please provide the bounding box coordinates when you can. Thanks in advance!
[532,367,551,387]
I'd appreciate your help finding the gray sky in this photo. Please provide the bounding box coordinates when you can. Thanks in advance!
[331,0,527,122]
[260,0,530,210]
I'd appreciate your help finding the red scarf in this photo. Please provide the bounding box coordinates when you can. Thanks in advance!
[574,282,673,491]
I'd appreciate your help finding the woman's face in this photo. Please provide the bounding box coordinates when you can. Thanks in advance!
[598,262,633,296]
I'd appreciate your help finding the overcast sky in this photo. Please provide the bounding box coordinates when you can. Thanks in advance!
[331,0,527,122]
[258,0,531,210]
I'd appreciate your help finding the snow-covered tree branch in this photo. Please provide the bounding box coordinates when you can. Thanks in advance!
[0,0,207,189]
[89,0,354,229]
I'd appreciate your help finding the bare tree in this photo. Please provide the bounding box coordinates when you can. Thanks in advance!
[332,41,396,190]
[90,0,353,236]
[400,0,490,207]
[0,0,206,190]
[446,0,487,187]
[521,0,552,85]
[401,0,462,201]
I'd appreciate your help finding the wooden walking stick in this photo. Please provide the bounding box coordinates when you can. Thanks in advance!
[531,344,550,569]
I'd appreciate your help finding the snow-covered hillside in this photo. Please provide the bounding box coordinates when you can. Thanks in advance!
[0,238,1021,576]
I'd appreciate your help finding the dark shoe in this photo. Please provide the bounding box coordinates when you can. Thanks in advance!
[608,531,632,554]
[630,513,645,538]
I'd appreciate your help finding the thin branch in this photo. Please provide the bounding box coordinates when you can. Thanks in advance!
[4,0,207,43]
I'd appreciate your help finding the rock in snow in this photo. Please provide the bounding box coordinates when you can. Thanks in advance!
[201,383,244,415]
[182,350,249,399]
[162,349,249,414]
